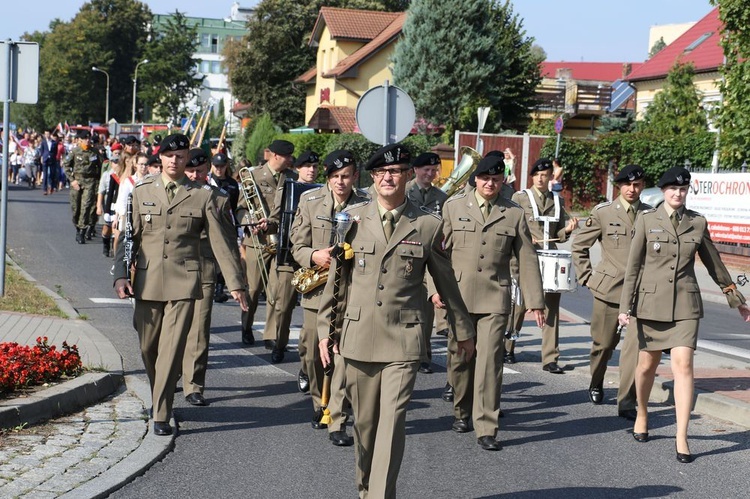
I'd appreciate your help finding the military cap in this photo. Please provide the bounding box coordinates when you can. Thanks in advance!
[152,134,162,145]
[469,155,505,187]
[657,166,691,188]
[146,155,161,167]
[364,143,411,171]
[159,133,190,153]
[412,152,441,168]
[110,142,123,152]
[324,149,355,176]
[77,129,91,139]
[187,148,209,167]
[123,135,140,146]
[530,158,553,176]
[485,150,504,158]
[614,164,645,183]
[294,150,319,168]
[268,139,294,156]
[212,153,229,166]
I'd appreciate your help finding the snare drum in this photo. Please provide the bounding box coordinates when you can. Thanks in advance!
[537,249,577,293]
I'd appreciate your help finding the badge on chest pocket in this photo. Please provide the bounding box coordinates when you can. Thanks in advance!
[396,243,423,278]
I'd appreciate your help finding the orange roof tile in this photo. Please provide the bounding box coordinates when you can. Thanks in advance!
[294,65,317,84]
[541,62,643,83]
[324,13,405,79]
[310,7,401,45]
[308,105,357,133]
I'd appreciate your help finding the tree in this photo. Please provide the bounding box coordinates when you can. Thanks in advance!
[642,61,707,135]
[393,0,541,134]
[139,11,202,123]
[711,0,750,166]
[648,37,667,59]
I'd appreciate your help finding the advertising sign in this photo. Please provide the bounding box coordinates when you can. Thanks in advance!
[686,172,750,244]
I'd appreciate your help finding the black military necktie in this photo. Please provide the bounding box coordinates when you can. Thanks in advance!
[383,211,395,241]
[166,182,176,203]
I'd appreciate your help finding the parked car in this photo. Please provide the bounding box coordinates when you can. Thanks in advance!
[640,186,664,208]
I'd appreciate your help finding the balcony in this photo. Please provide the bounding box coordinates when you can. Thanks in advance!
[534,82,613,116]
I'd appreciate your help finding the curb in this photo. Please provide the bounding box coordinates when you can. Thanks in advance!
[58,375,176,499]
[6,256,80,320]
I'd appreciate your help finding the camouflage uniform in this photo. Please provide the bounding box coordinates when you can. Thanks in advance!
[64,145,103,242]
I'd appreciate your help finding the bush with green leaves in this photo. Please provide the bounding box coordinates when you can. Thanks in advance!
[245,114,281,164]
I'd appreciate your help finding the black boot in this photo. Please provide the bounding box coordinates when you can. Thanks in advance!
[86,225,95,240]
[102,236,111,257]
[75,228,85,244]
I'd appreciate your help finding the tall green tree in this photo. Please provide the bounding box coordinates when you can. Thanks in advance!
[393,0,541,134]
[648,37,667,58]
[711,0,750,166]
[139,11,202,123]
[642,61,707,135]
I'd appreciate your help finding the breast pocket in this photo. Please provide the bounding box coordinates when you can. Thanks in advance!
[605,225,627,248]
[681,234,702,256]
[353,241,375,275]
[646,233,670,258]
[179,208,202,233]
[396,245,424,279]
[453,220,475,248]
[492,226,516,253]
[140,206,162,231]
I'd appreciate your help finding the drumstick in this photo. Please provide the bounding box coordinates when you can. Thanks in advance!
[533,237,561,244]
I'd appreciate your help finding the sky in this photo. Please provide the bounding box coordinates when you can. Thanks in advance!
[1,0,716,63]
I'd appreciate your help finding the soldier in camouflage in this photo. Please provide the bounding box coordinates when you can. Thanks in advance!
[64,130,104,244]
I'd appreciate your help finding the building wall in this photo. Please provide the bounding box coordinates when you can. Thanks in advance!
[648,22,696,53]
[633,71,721,124]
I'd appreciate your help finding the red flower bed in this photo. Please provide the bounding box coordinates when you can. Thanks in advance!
[0,336,83,393]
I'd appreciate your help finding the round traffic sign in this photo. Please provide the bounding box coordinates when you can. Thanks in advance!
[554,116,564,134]
[356,83,415,145]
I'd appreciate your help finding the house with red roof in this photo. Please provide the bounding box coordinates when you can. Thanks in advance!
[626,7,722,122]
[295,7,405,133]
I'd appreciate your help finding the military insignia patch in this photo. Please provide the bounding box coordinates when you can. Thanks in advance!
[585,218,593,227]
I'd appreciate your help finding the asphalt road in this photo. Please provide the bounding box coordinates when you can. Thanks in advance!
[5,184,750,498]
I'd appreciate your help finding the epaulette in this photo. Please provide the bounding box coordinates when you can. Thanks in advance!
[419,205,442,220]
[685,208,704,218]
[304,186,325,201]
[503,198,521,209]
[344,199,371,212]
[135,176,155,188]
[593,201,612,211]
[641,207,657,215]
[203,185,212,191]
[355,187,370,198]
[445,191,467,203]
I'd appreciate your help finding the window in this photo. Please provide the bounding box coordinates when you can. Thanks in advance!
[201,60,211,74]
[211,61,221,74]
[684,32,712,53]
[200,33,209,48]
[211,34,219,54]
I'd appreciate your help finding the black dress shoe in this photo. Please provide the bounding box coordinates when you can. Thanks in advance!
[442,383,454,402]
[477,435,501,451]
[298,369,310,393]
[435,328,449,337]
[242,330,255,345]
[418,362,433,374]
[503,352,516,364]
[311,410,328,429]
[543,362,564,374]
[676,444,693,463]
[588,385,604,405]
[633,432,649,443]
[264,339,276,350]
[271,348,285,363]
[329,430,354,446]
[618,409,638,421]
[185,393,208,406]
[451,418,470,433]
[153,422,172,436]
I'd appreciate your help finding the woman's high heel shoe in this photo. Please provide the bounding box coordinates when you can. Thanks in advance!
[632,432,649,443]
[676,444,693,463]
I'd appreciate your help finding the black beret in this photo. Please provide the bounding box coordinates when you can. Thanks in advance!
[469,155,505,187]
[187,148,208,167]
[153,134,162,144]
[530,158,553,175]
[77,130,91,139]
[294,150,319,168]
[123,135,140,145]
[412,152,441,168]
[485,150,504,158]
[324,149,355,176]
[657,166,691,188]
[159,133,190,152]
[614,164,645,183]
[268,139,294,156]
[212,153,229,166]
[365,143,411,171]
[146,155,161,167]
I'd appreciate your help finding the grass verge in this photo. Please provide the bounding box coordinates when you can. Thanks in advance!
[0,264,67,317]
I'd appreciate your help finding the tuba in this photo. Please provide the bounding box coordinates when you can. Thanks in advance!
[438,146,482,197]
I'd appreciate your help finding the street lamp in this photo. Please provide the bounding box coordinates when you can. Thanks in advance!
[131,59,149,124]
[91,66,110,123]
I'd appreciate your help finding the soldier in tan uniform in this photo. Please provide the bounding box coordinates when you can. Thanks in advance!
[290,150,368,446]
[406,152,449,374]
[180,149,239,407]
[439,155,544,450]
[571,165,649,418]
[235,140,294,353]
[318,144,475,498]
[618,166,749,463]
[114,134,247,436]
[506,158,578,373]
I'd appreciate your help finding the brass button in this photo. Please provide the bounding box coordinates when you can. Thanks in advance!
[378,284,384,290]
[376,301,382,306]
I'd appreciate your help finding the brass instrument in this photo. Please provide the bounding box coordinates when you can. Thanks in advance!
[292,265,328,294]
[438,146,482,197]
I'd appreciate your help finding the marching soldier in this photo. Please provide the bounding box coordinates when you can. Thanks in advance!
[180,149,240,407]
[235,139,295,348]
[438,155,544,450]
[64,130,104,244]
[113,134,247,436]
[406,152,448,374]
[207,152,240,303]
[318,144,475,498]
[290,149,368,446]
[506,158,578,373]
[571,165,649,417]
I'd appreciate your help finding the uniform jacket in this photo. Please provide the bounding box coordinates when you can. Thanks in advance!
[63,146,103,181]
[511,189,571,249]
[571,197,651,304]
[317,198,475,363]
[199,187,238,285]
[406,180,448,214]
[235,163,294,247]
[290,184,369,310]
[113,176,243,301]
[619,204,745,321]
[441,188,544,314]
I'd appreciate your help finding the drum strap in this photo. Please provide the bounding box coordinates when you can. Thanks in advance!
[523,189,561,222]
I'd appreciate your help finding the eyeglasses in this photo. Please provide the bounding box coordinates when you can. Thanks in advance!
[371,167,409,178]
